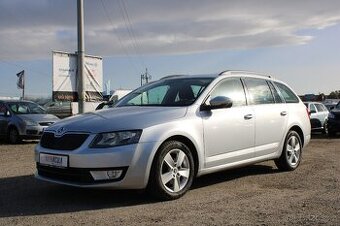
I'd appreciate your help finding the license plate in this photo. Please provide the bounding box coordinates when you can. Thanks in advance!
[40,153,68,168]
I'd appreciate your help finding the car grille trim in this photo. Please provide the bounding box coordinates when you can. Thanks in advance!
[40,132,90,150]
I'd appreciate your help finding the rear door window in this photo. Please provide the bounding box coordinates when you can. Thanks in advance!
[243,78,274,105]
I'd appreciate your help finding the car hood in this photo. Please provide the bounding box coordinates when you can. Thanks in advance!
[46,106,188,133]
[18,114,60,122]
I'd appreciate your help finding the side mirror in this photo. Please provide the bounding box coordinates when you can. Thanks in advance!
[201,96,233,111]
[310,110,317,114]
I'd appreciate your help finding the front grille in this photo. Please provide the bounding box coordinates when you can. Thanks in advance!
[37,163,94,184]
[26,129,38,135]
[40,132,89,150]
[37,163,128,184]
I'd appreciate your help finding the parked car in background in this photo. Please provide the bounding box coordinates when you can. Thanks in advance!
[96,89,132,110]
[0,100,59,143]
[44,101,72,118]
[327,101,340,136]
[323,99,340,111]
[304,102,329,134]
[35,71,311,200]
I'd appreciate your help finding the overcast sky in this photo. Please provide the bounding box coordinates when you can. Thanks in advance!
[0,0,340,97]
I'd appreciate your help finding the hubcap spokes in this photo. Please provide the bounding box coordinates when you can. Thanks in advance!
[161,149,190,193]
[286,136,300,166]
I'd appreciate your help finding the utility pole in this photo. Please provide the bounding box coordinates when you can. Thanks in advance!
[140,68,151,86]
[77,0,85,113]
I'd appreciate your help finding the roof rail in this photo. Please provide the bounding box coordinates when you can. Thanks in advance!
[160,74,186,80]
[219,70,272,78]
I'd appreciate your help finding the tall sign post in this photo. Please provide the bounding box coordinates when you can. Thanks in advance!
[77,0,85,113]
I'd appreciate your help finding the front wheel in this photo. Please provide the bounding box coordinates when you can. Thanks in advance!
[8,127,21,144]
[275,131,302,171]
[148,140,195,200]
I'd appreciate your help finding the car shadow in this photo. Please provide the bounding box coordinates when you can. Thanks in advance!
[0,139,39,145]
[0,164,279,218]
[192,164,278,190]
[0,174,153,218]
[311,132,340,139]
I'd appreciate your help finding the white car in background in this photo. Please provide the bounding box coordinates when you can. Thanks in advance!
[35,70,311,200]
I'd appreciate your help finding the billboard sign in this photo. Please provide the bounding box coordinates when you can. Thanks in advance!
[52,51,103,101]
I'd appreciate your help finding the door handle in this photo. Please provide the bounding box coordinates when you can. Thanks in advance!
[244,114,253,120]
[280,111,287,116]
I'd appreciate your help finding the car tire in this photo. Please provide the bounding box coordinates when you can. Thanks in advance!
[322,120,328,134]
[275,130,302,171]
[8,127,21,144]
[147,140,195,200]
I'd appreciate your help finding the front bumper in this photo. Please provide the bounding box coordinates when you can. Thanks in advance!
[35,139,160,189]
[20,125,48,138]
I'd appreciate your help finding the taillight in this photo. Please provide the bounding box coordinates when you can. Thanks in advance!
[306,107,310,119]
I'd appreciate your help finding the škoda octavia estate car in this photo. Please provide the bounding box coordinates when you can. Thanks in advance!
[35,71,311,200]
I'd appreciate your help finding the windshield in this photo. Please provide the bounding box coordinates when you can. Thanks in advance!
[116,78,213,107]
[9,102,46,114]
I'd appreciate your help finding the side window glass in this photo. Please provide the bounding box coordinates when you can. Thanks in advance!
[274,82,299,103]
[310,104,317,113]
[315,104,324,112]
[210,78,246,107]
[244,78,274,105]
[268,81,283,103]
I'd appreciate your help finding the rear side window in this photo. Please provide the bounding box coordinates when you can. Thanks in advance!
[315,104,326,112]
[310,104,317,113]
[243,78,274,105]
[274,82,299,103]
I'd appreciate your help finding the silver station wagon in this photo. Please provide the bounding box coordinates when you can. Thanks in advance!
[35,71,311,200]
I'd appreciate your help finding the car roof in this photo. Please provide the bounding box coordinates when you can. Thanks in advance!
[161,70,274,80]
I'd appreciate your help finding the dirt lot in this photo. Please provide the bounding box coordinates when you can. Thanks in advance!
[0,135,339,226]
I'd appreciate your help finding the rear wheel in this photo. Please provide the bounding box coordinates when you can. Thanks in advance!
[148,140,195,200]
[275,130,302,171]
[322,120,328,134]
[8,127,21,144]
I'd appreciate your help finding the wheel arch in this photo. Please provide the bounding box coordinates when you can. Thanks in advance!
[288,125,304,147]
[158,135,200,177]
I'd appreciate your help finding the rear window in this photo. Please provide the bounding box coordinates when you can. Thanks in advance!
[274,82,299,103]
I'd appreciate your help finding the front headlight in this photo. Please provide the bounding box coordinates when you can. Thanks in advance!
[23,119,38,126]
[328,113,335,119]
[90,130,142,148]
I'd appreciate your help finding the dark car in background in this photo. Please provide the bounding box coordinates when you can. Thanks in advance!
[0,100,59,143]
[327,101,340,136]
[304,102,329,134]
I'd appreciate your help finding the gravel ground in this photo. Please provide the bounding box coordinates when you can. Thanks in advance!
[0,134,339,225]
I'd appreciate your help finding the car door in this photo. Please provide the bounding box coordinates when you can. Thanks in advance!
[243,78,288,157]
[309,103,320,129]
[200,78,255,168]
[0,103,10,135]
[314,103,328,128]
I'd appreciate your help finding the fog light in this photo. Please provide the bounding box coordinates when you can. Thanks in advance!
[107,170,122,179]
[90,170,123,181]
